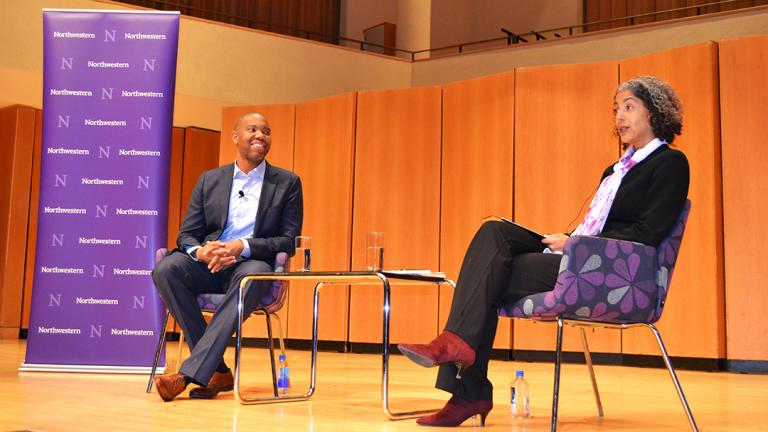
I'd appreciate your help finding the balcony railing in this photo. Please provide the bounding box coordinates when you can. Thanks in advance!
[118,0,765,62]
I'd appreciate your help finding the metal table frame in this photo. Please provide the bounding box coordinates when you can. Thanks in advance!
[235,271,456,420]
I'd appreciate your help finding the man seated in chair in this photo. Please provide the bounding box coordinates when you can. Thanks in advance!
[151,112,303,402]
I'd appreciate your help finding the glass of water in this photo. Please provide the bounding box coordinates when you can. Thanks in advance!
[365,231,385,271]
[294,236,311,271]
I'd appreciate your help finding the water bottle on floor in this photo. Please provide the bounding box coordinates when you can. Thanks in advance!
[278,353,290,394]
[511,370,530,418]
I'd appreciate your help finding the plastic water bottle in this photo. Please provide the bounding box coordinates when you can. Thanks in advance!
[511,370,530,418]
[277,353,290,394]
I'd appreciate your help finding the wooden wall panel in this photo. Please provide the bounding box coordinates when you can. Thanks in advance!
[684,0,766,16]
[163,127,187,333]
[513,62,621,354]
[219,105,295,171]
[610,0,629,28]
[17,109,42,332]
[619,41,725,359]
[656,0,688,21]
[584,0,631,31]
[0,105,37,339]
[583,0,766,31]
[686,0,718,15]
[176,128,221,339]
[686,0,735,15]
[167,127,221,337]
[220,105,296,339]
[628,0,657,25]
[719,35,768,361]
[166,128,186,249]
[349,87,442,344]
[584,0,612,32]
[440,72,515,349]
[181,128,221,216]
[288,93,356,341]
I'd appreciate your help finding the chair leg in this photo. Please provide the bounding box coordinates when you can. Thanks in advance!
[646,323,699,432]
[146,310,170,393]
[264,310,280,397]
[551,317,564,432]
[175,328,185,372]
[271,312,287,358]
[579,327,604,417]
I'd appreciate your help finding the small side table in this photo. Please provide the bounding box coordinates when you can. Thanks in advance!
[235,270,456,420]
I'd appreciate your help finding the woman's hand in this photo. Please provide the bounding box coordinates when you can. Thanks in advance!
[541,233,570,253]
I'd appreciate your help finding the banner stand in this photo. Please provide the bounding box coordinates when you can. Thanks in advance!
[20,364,166,374]
[22,9,179,373]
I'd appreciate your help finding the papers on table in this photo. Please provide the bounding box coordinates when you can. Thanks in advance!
[381,269,446,280]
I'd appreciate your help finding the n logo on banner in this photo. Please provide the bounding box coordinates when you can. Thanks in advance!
[57,115,70,128]
[90,325,103,338]
[60,57,73,70]
[51,233,64,247]
[98,146,110,159]
[92,265,105,278]
[133,296,145,309]
[104,29,116,42]
[49,294,62,307]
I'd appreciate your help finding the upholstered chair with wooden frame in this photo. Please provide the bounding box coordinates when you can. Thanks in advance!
[499,200,697,432]
[146,248,290,403]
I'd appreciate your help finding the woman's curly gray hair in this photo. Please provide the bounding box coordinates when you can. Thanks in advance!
[616,76,683,144]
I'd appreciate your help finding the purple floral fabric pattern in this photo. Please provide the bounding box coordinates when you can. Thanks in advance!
[499,201,691,325]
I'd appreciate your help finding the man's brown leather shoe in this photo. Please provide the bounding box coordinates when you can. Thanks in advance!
[189,370,234,399]
[154,373,188,402]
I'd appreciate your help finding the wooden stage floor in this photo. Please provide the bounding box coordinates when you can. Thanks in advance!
[1,339,766,431]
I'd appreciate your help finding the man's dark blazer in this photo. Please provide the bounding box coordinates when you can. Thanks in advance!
[176,161,303,261]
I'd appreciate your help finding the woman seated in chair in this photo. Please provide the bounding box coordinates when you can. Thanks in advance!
[398,75,689,427]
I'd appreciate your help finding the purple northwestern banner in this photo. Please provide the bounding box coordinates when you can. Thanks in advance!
[22,10,179,372]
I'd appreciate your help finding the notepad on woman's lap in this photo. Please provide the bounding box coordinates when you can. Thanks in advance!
[483,215,545,240]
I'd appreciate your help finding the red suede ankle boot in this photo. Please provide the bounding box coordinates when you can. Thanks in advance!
[416,395,493,427]
[397,330,476,378]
